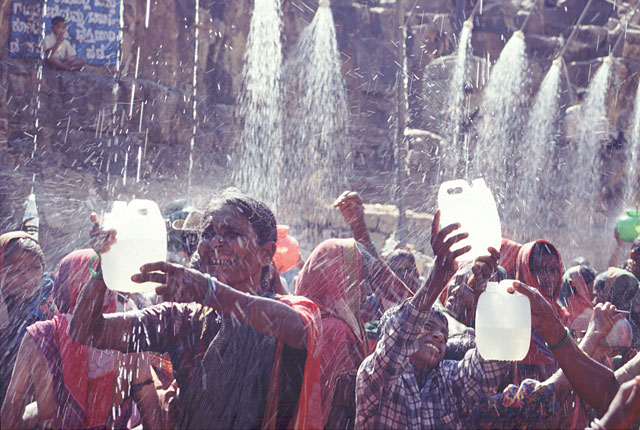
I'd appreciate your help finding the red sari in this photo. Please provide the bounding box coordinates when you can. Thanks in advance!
[295,238,370,428]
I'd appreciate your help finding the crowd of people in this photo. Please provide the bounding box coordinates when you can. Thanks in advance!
[1,187,640,429]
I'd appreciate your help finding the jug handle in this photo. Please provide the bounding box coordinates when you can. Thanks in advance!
[437,179,472,203]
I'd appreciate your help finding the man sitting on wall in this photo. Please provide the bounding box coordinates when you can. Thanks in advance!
[44,16,86,71]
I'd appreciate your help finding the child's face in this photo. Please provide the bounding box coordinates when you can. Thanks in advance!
[52,22,66,37]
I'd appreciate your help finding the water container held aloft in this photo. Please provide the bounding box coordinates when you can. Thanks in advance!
[437,178,501,262]
[274,225,300,274]
[101,200,167,293]
[22,193,39,241]
[475,280,531,361]
[616,210,640,242]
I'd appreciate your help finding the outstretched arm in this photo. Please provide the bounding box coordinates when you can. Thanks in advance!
[133,262,308,350]
[608,226,625,269]
[70,214,133,351]
[510,282,619,414]
[410,210,470,312]
[334,191,378,257]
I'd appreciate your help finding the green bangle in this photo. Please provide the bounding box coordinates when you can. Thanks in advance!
[547,327,570,350]
[88,254,103,281]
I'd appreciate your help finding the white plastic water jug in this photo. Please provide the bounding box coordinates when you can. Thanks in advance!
[437,178,501,262]
[475,280,531,361]
[101,200,167,293]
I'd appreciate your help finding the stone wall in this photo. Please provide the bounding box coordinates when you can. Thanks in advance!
[1,0,639,268]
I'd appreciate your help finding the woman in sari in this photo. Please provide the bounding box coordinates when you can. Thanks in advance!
[514,240,567,383]
[295,238,369,429]
[0,231,45,406]
[1,249,163,429]
[71,188,323,429]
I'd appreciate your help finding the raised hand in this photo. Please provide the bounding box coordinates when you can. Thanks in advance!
[614,226,624,246]
[412,210,469,310]
[507,281,566,345]
[89,212,117,255]
[467,247,500,294]
[333,190,366,228]
[588,302,625,338]
[131,261,208,304]
[429,210,470,287]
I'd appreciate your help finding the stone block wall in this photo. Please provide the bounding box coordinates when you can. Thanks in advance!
[0,0,639,268]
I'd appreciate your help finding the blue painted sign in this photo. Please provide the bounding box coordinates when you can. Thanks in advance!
[9,0,120,66]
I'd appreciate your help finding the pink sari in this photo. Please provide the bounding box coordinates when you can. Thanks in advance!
[26,249,120,429]
[500,237,523,279]
[295,238,369,428]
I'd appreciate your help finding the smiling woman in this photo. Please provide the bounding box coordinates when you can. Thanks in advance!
[70,188,324,429]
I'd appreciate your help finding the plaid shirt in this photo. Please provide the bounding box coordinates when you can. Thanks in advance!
[355,301,509,429]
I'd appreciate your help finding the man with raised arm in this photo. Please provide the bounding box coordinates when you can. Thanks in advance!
[355,211,508,428]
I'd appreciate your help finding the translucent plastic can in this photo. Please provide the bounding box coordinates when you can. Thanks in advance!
[437,178,501,263]
[475,280,531,361]
[101,200,167,293]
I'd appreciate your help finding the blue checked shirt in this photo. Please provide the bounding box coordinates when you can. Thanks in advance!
[355,301,510,429]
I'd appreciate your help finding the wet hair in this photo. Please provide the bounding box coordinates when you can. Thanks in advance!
[428,307,449,332]
[530,241,559,271]
[576,264,597,287]
[52,16,65,26]
[202,188,277,247]
[5,237,45,269]
[570,256,591,268]
[444,334,476,361]
[385,249,416,267]
[379,305,448,339]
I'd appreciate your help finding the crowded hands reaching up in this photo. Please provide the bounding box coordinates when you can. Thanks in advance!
[2,188,640,429]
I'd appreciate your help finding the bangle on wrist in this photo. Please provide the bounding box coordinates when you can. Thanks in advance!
[204,274,219,306]
[547,327,571,350]
[88,254,103,281]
